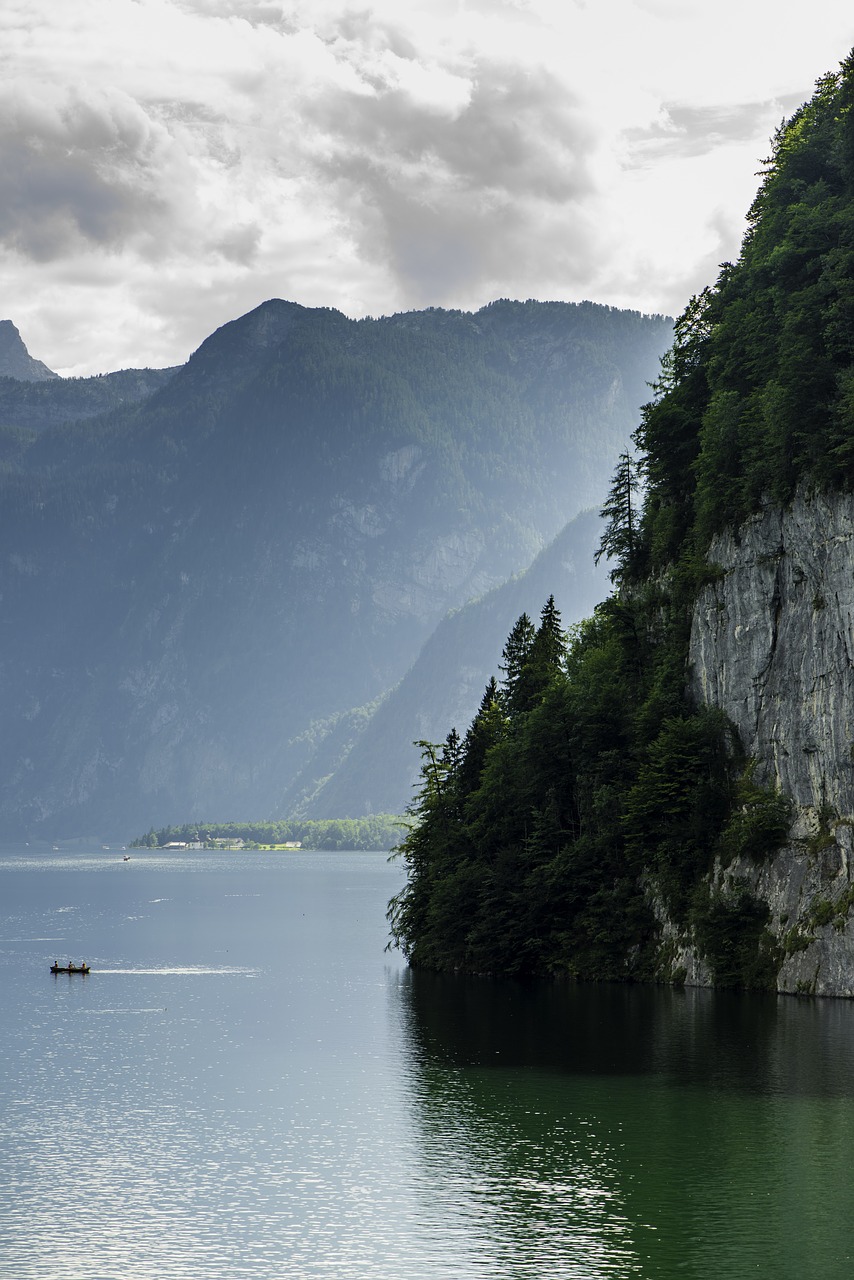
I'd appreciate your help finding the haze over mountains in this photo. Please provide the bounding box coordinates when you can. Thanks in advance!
[0,298,671,839]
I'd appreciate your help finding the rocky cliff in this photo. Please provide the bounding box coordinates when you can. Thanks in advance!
[0,320,57,381]
[686,490,854,996]
[384,54,854,990]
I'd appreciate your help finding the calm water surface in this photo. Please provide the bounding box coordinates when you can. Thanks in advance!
[1,846,854,1278]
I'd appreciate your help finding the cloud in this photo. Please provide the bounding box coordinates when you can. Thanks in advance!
[0,0,851,372]
[307,56,599,303]
[623,99,799,167]
[0,83,190,260]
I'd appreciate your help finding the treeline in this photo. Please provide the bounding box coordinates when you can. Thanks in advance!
[634,54,854,574]
[383,52,854,986]
[388,597,789,985]
[0,367,177,435]
[132,815,407,851]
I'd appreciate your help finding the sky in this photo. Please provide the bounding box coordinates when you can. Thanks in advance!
[2,1,852,375]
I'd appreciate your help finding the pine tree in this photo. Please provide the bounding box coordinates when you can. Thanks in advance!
[595,450,641,581]
[531,594,565,669]
[457,677,506,798]
[510,596,566,716]
[499,612,535,718]
[387,738,458,961]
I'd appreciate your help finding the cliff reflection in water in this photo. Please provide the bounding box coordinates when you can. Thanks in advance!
[393,974,854,1279]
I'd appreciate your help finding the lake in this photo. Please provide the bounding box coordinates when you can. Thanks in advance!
[1,845,854,1278]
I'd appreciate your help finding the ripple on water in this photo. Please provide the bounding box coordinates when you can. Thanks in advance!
[4,852,854,1279]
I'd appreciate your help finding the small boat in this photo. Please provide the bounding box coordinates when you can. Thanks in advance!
[50,962,90,975]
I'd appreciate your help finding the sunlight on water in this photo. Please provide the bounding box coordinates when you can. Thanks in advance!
[1,848,854,1278]
[92,966,258,975]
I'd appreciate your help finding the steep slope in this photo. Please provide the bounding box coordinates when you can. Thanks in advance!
[687,491,854,994]
[287,508,610,818]
[0,298,671,838]
[0,321,57,381]
[389,52,854,994]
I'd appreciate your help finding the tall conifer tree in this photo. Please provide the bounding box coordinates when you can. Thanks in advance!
[499,612,536,717]
[595,450,641,580]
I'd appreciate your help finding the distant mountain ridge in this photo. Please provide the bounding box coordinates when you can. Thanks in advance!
[292,507,610,819]
[0,297,672,838]
[0,317,181,434]
[0,365,180,433]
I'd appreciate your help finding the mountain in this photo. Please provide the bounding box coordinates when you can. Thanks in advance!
[388,53,854,995]
[0,364,179,433]
[292,508,609,818]
[0,297,672,839]
[0,321,57,381]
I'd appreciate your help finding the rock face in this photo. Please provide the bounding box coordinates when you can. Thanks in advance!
[0,321,57,381]
[687,489,854,995]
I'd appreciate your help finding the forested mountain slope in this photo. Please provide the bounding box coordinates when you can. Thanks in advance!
[390,53,854,995]
[288,508,610,819]
[0,366,179,434]
[0,298,671,838]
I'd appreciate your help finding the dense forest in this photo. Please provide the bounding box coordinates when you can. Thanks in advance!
[133,815,406,851]
[0,366,177,432]
[389,54,854,987]
[0,297,670,839]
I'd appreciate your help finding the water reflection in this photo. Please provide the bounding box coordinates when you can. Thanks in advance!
[394,973,854,1277]
[4,850,854,1278]
[398,971,854,1097]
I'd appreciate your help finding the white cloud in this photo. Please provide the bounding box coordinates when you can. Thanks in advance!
[0,0,852,373]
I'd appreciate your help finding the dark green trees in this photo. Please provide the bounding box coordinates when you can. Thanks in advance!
[637,53,854,566]
[498,613,535,716]
[389,56,854,986]
[595,449,642,580]
[388,589,781,983]
[390,595,687,978]
[501,597,565,716]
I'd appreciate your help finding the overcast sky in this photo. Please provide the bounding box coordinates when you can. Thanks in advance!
[2,1,852,375]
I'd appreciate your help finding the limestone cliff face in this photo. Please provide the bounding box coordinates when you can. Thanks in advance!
[686,490,854,995]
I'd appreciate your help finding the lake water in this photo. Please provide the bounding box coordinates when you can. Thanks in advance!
[2,847,854,1278]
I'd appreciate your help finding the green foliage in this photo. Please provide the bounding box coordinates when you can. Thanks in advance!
[623,709,737,920]
[691,884,779,990]
[498,612,536,717]
[810,897,836,929]
[132,815,406,851]
[595,448,643,581]
[386,50,854,986]
[0,367,177,435]
[389,595,746,981]
[636,54,854,565]
[389,546,796,983]
[803,801,840,856]
[717,762,793,866]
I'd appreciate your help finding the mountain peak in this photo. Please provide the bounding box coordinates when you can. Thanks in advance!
[0,321,58,382]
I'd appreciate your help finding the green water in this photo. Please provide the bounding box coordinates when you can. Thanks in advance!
[401,974,854,1277]
[1,847,852,1277]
